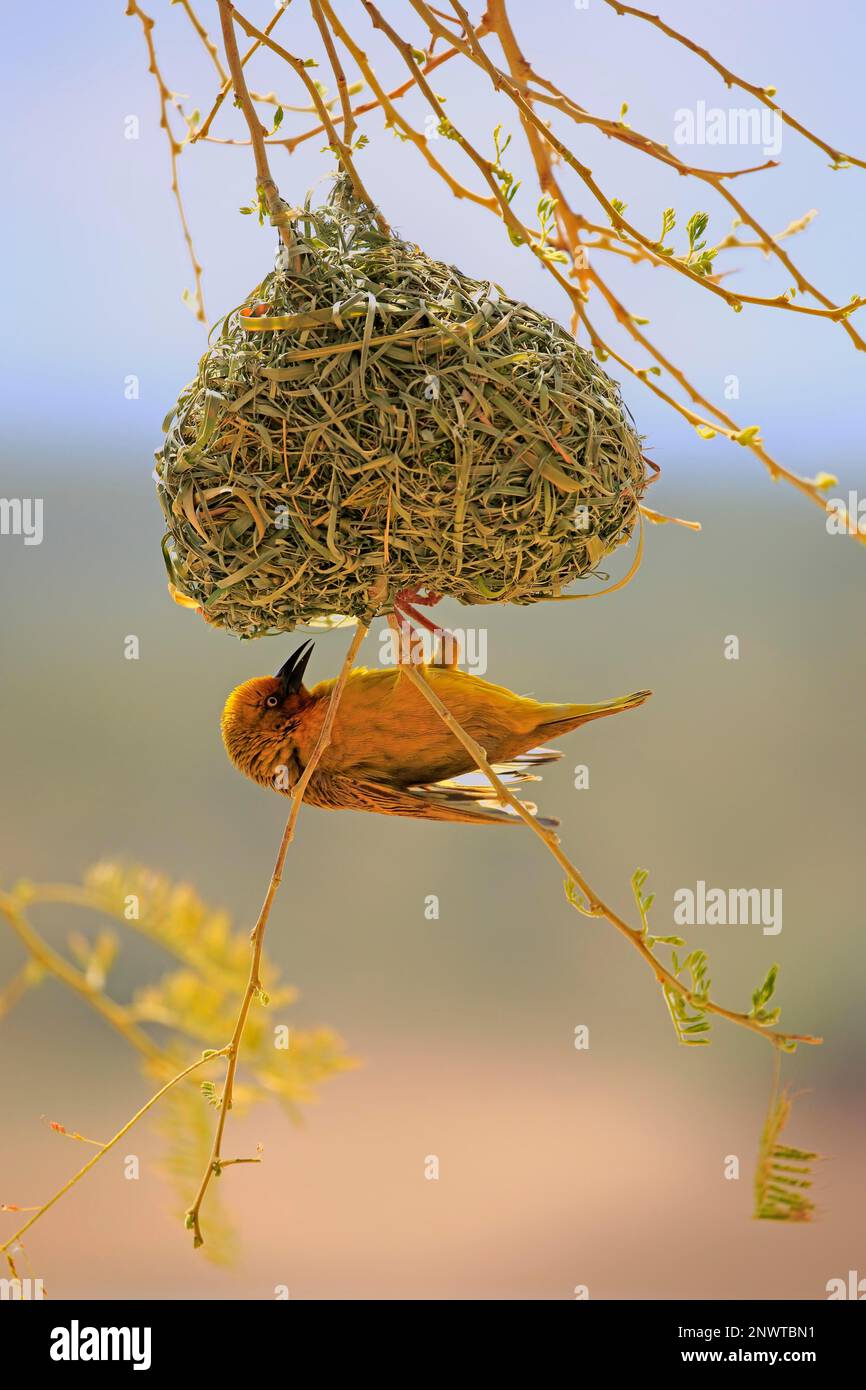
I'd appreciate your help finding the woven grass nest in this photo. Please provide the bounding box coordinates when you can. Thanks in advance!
[157,183,649,637]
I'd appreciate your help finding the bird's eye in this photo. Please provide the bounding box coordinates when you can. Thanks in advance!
[265,694,280,709]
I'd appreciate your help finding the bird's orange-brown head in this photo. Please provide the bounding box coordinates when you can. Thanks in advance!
[221,640,315,791]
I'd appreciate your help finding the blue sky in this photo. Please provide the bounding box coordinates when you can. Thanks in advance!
[2,0,864,482]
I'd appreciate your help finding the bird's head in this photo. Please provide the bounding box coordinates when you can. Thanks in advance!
[220,640,315,790]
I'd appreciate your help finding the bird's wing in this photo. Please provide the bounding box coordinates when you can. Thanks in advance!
[306,752,561,828]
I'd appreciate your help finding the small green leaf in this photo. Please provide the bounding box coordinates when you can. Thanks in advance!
[685,210,709,247]
[751,962,779,1014]
[803,471,838,490]
[734,425,761,446]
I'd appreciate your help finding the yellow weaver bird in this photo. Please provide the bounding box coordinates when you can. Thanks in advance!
[221,641,650,827]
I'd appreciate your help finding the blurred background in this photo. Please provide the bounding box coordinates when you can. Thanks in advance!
[1,0,864,1299]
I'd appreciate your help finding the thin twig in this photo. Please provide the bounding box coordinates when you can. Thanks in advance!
[217,0,296,250]
[318,0,498,210]
[474,0,864,533]
[230,5,386,229]
[581,271,863,536]
[15,882,248,989]
[192,3,289,143]
[126,0,206,320]
[310,0,356,147]
[0,895,168,1067]
[0,1049,228,1266]
[280,39,465,154]
[410,0,865,333]
[602,0,866,172]
[481,2,864,353]
[391,627,821,1053]
[175,0,227,82]
[187,620,369,1248]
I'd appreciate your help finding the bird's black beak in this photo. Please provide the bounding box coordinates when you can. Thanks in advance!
[275,639,315,698]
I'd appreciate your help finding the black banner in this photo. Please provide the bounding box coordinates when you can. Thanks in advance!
[2,1297,860,1375]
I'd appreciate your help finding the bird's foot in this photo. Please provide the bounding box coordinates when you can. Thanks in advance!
[391,589,458,667]
[397,586,443,608]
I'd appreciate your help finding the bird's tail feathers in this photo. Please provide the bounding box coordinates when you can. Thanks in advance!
[440,747,561,786]
[412,780,559,829]
[545,688,652,733]
[409,751,561,828]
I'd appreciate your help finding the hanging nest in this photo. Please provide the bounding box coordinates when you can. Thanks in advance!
[156,183,650,638]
